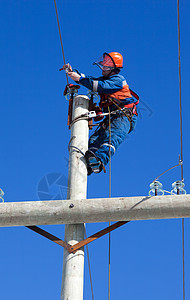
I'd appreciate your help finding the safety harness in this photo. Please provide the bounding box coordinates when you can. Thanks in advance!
[99,88,139,133]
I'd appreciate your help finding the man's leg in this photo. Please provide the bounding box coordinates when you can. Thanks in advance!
[88,125,107,154]
[93,115,131,166]
[85,125,107,174]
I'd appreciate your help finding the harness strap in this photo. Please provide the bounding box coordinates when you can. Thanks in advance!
[100,88,139,107]
[129,88,139,104]
[100,105,134,134]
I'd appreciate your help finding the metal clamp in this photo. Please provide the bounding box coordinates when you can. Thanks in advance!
[87,111,97,118]
[87,90,99,103]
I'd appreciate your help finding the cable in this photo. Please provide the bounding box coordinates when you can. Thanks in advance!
[108,227,111,300]
[177,0,183,181]
[108,106,112,199]
[177,0,185,299]
[182,218,185,300]
[153,157,182,182]
[53,0,69,85]
[108,105,111,300]
[84,226,95,300]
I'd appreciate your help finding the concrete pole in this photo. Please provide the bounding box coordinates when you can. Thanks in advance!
[61,95,89,300]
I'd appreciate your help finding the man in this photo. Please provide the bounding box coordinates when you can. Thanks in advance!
[62,52,138,175]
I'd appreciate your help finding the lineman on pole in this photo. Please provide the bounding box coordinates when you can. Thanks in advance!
[61,52,138,175]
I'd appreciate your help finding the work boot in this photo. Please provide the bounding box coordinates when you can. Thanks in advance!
[85,150,103,175]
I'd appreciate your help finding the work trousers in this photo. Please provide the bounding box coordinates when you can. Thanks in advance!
[88,114,137,166]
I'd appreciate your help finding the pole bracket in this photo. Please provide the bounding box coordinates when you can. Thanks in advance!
[26,221,129,253]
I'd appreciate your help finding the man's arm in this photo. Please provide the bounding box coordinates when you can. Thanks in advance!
[60,64,82,82]
[79,75,124,94]
[60,64,125,94]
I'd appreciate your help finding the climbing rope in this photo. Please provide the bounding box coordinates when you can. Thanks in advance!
[53,0,69,85]
[108,105,111,300]
[177,0,185,299]
[108,97,133,120]
[108,106,112,199]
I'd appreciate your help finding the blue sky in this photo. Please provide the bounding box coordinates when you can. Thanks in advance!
[0,0,190,299]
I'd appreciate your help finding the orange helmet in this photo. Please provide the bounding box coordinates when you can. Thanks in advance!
[108,52,123,68]
[93,52,123,72]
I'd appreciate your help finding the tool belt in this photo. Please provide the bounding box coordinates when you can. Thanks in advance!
[100,105,136,133]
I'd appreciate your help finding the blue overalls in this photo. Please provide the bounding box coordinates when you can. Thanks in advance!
[79,73,138,166]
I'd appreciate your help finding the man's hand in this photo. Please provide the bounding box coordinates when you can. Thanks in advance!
[68,71,81,82]
[59,63,81,82]
[59,63,72,72]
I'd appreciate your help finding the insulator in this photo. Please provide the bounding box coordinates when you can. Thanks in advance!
[171,180,186,195]
[0,188,4,202]
[149,180,164,196]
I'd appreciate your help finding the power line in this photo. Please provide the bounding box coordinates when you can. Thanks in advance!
[177,0,185,299]
[177,0,183,181]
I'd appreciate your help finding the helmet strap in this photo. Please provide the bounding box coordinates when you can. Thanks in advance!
[113,68,121,74]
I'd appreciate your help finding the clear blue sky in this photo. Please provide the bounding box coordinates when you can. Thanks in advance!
[0,0,190,299]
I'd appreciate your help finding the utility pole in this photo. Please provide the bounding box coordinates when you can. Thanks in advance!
[0,98,188,299]
[61,95,89,300]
